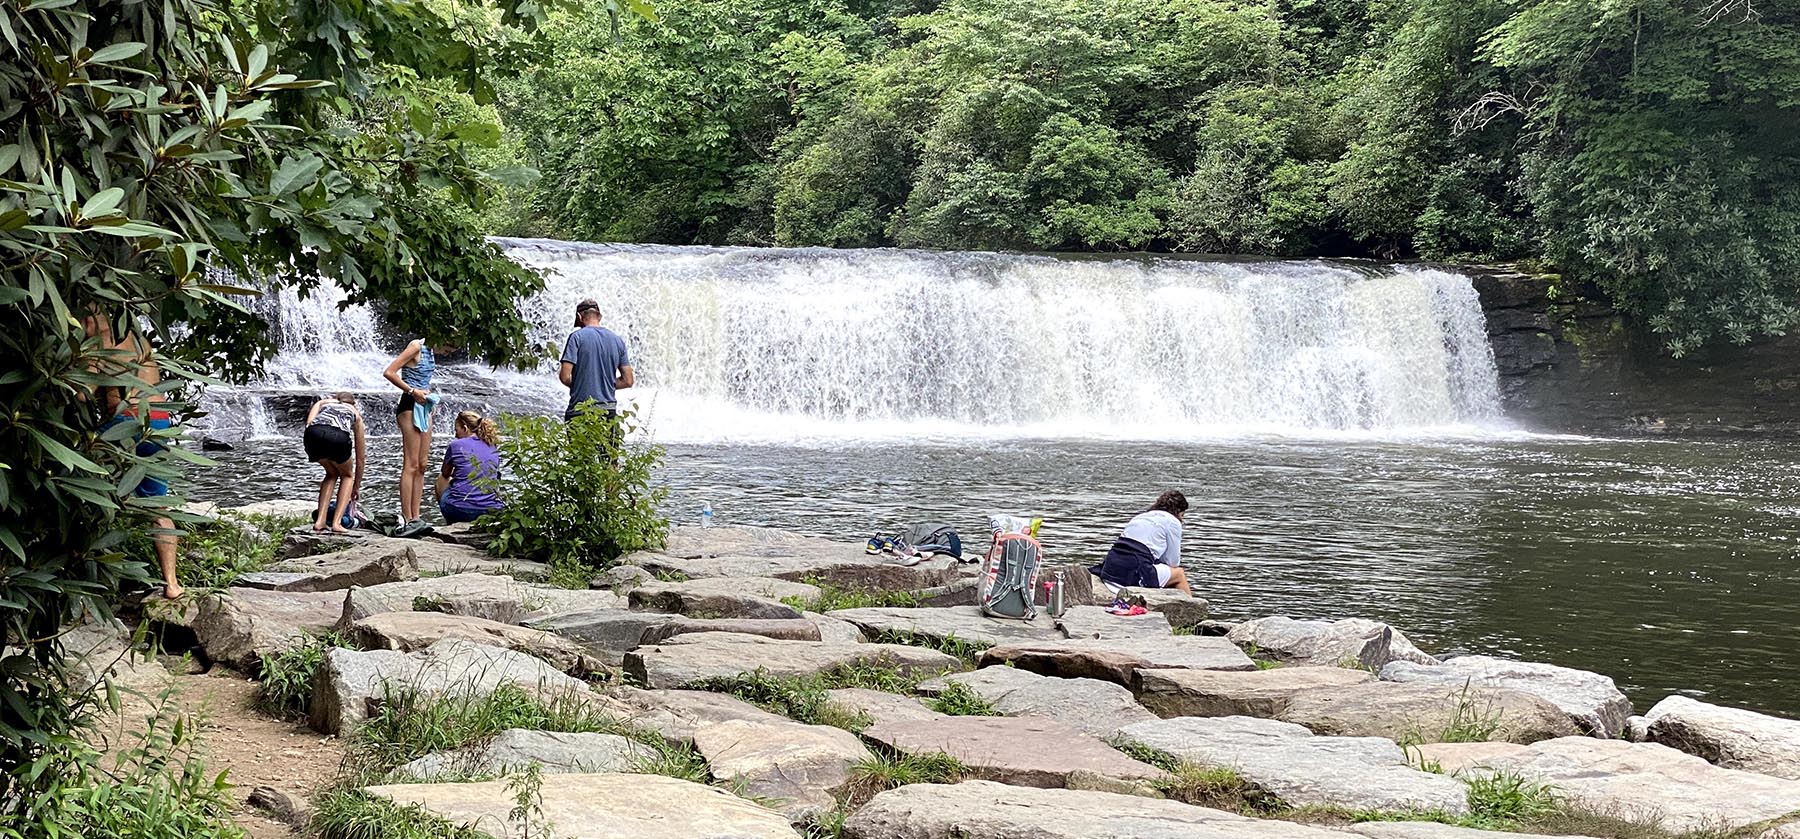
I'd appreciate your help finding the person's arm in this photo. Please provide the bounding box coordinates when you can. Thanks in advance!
[615,364,634,390]
[434,444,454,502]
[383,340,423,396]
[559,361,575,388]
[352,412,367,492]
[306,399,326,425]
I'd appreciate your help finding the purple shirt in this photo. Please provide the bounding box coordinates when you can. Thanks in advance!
[443,436,503,509]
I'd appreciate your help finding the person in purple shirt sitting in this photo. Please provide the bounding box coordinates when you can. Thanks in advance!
[435,410,506,524]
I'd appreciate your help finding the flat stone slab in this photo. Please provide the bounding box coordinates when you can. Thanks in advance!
[238,539,418,592]
[1278,681,1579,744]
[1135,666,1375,719]
[624,632,961,690]
[844,779,1352,839]
[1346,825,1603,839]
[978,636,1255,686]
[921,666,1155,739]
[598,687,795,744]
[825,688,942,727]
[311,639,589,735]
[277,528,371,560]
[393,729,648,781]
[411,540,550,582]
[861,715,1164,788]
[1056,605,1173,639]
[638,617,821,645]
[828,606,1061,648]
[652,576,823,602]
[341,573,623,627]
[1227,616,1439,669]
[627,581,803,620]
[695,718,872,821]
[350,612,596,674]
[525,609,673,666]
[1116,715,1470,815]
[364,773,800,839]
[1382,656,1633,738]
[1644,695,1800,780]
[422,522,495,551]
[1425,737,1800,837]
[193,587,344,671]
[634,525,963,591]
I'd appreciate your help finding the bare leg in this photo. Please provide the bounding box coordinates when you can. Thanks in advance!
[415,427,432,521]
[1167,567,1192,596]
[331,461,356,533]
[398,416,420,521]
[315,465,336,531]
[153,516,182,599]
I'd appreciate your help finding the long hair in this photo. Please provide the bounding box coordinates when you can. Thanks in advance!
[457,410,500,447]
[1147,490,1188,517]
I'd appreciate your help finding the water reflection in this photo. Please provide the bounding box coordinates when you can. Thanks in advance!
[188,434,1800,716]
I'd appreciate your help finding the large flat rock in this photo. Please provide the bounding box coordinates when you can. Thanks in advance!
[525,609,673,666]
[1135,666,1374,719]
[1644,695,1800,780]
[393,729,648,781]
[624,632,961,689]
[1116,715,1470,815]
[634,525,963,591]
[1382,656,1633,738]
[1427,737,1800,837]
[695,718,872,821]
[310,639,589,735]
[598,687,795,744]
[239,538,418,592]
[1278,681,1579,744]
[192,587,343,671]
[1056,605,1173,639]
[627,581,803,620]
[637,617,822,645]
[340,573,623,627]
[828,606,1061,648]
[350,611,596,674]
[978,636,1255,686]
[277,527,371,560]
[921,666,1155,739]
[860,715,1164,788]
[843,780,1351,839]
[364,773,800,839]
[825,688,942,727]
[1227,616,1439,669]
[410,540,550,582]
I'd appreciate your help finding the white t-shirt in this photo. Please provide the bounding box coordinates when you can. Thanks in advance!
[1120,510,1183,567]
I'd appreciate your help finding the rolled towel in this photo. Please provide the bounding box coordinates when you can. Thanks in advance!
[412,392,441,432]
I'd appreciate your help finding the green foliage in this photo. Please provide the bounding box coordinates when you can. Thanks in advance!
[926,681,998,716]
[3,696,245,839]
[781,577,924,613]
[480,409,670,568]
[257,630,352,718]
[1404,682,1505,746]
[862,629,989,666]
[842,750,966,807]
[314,789,487,839]
[677,665,947,730]
[350,683,621,777]
[503,0,1800,354]
[176,514,302,591]
[1463,771,1560,829]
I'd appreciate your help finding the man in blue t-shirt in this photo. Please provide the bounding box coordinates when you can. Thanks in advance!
[559,299,635,420]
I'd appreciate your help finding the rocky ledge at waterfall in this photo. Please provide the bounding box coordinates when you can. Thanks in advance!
[99,510,1800,839]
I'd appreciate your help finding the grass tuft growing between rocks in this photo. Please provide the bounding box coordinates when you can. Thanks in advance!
[1462,770,1560,828]
[841,749,966,808]
[173,513,307,591]
[781,577,925,613]
[545,557,596,590]
[314,789,487,839]
[257,630,352,718]
[676,664,960,731]
[926,681,998,716]
[862,629,990,666]
[1402,681,1504,746]
[350,683,625,776]
[1108,737,1282,815]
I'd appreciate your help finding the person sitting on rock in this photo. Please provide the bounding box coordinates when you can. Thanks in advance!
[434,410,506,524]
[1091,490,1192,597]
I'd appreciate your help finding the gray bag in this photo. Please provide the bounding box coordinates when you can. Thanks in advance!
[978,534,1041,620]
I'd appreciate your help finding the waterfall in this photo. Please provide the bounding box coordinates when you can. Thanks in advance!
[198,241,1507,441]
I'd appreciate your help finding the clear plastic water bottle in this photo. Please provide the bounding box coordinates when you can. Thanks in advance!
[700,502,714,528]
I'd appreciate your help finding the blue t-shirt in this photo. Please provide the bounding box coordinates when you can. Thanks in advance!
[561,326,630,417]
[443,436,503,510]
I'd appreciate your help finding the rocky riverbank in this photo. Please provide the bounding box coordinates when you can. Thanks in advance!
[84,505,1800,839]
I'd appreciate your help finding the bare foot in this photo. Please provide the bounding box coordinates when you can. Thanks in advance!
[312,522,328,532]
[330,525,352,534]
[162,583,186,600]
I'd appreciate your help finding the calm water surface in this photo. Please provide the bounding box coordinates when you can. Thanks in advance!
[190,433,1800,717]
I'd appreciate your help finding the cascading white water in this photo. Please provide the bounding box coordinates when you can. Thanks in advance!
[199,241,1507,441]
[497,241,1504,440]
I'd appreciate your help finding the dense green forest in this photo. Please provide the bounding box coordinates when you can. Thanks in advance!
[492,0,1800,356]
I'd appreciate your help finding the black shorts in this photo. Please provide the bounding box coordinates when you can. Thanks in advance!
[395,391,417,415]
[303,424,353,464]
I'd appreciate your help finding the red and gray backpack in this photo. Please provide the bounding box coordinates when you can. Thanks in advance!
[978,531,1043,620]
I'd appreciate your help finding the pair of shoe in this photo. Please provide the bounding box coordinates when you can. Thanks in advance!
[1105,596,1148,617]
[865,536,896,555]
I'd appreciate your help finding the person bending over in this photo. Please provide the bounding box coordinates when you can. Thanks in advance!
[435,410,505,524]
[303,392,366,533]
[1091,490,1193,596]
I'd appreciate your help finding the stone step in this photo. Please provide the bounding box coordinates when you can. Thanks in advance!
[1642,694,1800,780]
[1226,616,1438,669]
[340,573,623,628]
[695,718,872,822]
[350,611,597,674]
[827,605,1062,648]
[311,639,589,735]
[919,666,1155,739]
[978,636,1256,686]
[859,715,1164,789]
[623,632,962,689]
[362,773,800,839]
[393,729,648,781]
[1381,656,1632,738]
[1135,666,1374,718]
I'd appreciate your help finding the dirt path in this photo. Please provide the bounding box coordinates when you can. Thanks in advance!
[174,669,345,839]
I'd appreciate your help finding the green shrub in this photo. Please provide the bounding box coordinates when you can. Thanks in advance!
[781,578,924,613]
[1464,770,1560,828]
[314,788,486,839]
[841,751,966,807]
[257,631,351,718]
[927,682,998,716]
[480,409,669,568]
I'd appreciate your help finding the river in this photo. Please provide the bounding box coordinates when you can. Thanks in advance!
[186,242,1800,718]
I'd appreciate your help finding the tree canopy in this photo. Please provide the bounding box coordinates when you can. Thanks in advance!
[499,0,1800,355]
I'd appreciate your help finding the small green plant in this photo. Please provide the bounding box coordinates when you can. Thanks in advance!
[545,557,595,590]
[350,683,623,777]
[411,595,450,613]
[480,409,670,568]
[1239,643,1283,670]
[628,737,713,783]
[862,629,989,666]
[165,513,305,591]
[842,750,966,807]
[652,568,691,583]
[257,630,351,718]
[680,668,892,731]
[781,578,925,613]
[803,807,850,839]
[927,681,998,716]
[506,762,552,839]
[1463,770,1559,828]
[1429,681,1505,744]
[313,788,486,839]
[1158,763,1280,815]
